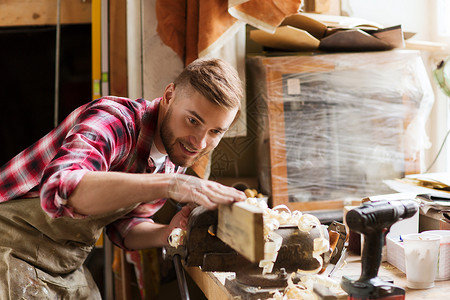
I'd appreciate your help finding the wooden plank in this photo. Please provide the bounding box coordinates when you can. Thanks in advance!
[303,0,341,16]
[187,254,450,300]
[216,202,264,263]
[303,0,331,14]
[109,0,128,97]
[185,267,234,300]
[92,0,101,99]
[126,0,143,99]
[119,248,133,300]
[262,56,336,209]
[0,0,91,26]
[288,199,344,212]
[266,70,289,207]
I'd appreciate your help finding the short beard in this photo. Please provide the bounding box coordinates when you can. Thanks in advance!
[160,107,207,167]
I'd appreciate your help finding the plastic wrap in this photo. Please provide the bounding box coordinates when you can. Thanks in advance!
[248,50,434,210]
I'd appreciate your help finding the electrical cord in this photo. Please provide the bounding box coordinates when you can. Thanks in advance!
[425,128,450,172]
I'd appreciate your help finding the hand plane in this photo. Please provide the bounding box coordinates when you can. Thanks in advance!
[165,204,339,287]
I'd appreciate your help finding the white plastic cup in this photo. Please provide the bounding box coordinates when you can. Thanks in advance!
[402,233,441,289]
[423,230,450,281]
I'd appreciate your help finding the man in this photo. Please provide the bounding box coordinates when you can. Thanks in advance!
[0,58,246,298]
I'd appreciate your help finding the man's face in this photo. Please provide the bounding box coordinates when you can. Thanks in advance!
[160,84,238,167]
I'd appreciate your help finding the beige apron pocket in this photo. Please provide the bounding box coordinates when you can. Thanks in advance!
[34,266,101,299]
[35,266,89,289]
[35,239,93,273]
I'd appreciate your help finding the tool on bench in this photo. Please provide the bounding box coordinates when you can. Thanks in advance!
[341,199,418,300]
[164,202,347,299]
[328,221,348,265]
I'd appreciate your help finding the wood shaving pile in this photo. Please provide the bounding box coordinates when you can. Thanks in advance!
[243,197,330,276]
[268,273,342,300]
[167,195,339,299]
[168,228,186,248]
[167,197,329,277]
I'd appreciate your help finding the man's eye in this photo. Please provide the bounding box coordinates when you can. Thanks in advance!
[188,117,198,125]
[212,129,222,135]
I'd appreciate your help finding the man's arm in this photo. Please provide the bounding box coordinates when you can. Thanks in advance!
[67,171,170,215]
[123,205,192,249]
[68,171,246,216]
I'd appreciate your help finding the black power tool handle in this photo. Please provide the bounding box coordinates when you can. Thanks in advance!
[346,200,418,282]
[360,230,386,281]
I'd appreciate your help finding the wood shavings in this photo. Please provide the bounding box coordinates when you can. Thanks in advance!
[259,232,283,275]
[300,274,341,292]
[298,220,330,274]
[168,228,186,248]
[269,290,284,300]
[268,273,343,300]
[264,219,281,240]
[244,198,330,276]
[244,188,265,198]
[244,189,258,198]
[246,197,269,210]
[268,272,317,300]
[297,214,320,232]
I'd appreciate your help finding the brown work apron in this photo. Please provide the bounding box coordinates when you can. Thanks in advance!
[0,197,138,299]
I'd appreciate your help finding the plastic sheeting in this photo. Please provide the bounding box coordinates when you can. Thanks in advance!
[248,50,434,209]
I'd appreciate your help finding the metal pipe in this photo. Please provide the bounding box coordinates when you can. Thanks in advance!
[173,254,190,300]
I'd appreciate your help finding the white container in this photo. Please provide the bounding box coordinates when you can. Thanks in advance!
[423,230,450,281]
[402,233,441,289]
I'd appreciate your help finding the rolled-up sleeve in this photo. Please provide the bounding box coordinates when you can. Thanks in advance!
[106,199,167,249]
[106,217,154,249]
[40,168,90,218]
[39,99,138,218]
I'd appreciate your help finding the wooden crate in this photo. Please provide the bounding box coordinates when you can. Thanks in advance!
[249,50,431,212]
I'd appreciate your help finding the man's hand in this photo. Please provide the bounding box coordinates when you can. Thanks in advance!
[124,205,193,249]
[168,205,192,231]
[164,205,193,247]
[168,174,246,209]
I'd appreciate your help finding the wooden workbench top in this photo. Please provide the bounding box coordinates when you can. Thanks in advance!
[186,254,450,299]
[333,255,450,300]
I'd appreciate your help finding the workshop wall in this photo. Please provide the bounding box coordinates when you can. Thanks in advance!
[209,27,263,189]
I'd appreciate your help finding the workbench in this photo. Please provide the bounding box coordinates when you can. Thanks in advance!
[185,254,450,299]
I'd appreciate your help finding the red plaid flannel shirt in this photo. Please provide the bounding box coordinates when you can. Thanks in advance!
[0,96,185,248]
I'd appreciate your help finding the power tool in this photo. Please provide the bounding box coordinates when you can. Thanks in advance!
[341,199,418,300]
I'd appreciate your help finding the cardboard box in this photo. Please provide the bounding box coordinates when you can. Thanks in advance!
[250,13,404,52]
[384,208,416,271]
[385,208,419,273]
[419,208,450,231]
[441,218,450,230]
[386,237,406,273]
[387,230,450,281]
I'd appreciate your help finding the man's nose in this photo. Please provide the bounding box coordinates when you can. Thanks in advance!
[189,130,208,150]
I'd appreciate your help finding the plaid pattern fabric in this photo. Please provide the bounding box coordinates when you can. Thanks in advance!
[0,96,185,248]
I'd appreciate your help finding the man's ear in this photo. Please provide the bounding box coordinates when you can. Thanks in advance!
[161,83,175,108]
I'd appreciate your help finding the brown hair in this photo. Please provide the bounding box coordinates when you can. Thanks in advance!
[173,58,243,114]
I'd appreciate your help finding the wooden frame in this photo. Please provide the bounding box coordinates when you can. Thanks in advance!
[262,55,342,212]
[259,51,423,213]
